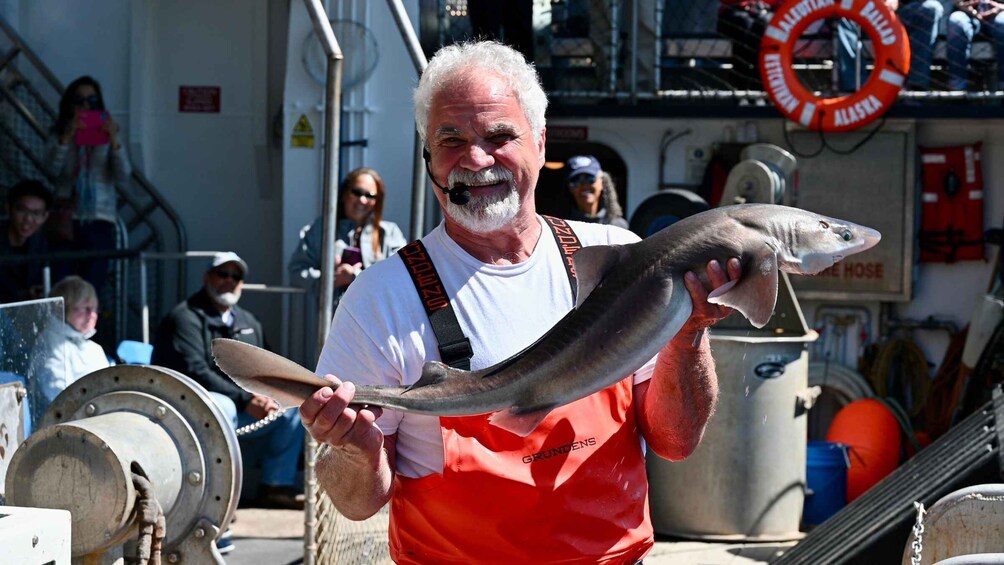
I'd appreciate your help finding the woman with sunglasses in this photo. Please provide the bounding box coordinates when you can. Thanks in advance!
[564,155,629,229]
[30,275,110,422]
[44,75,132,293]
[289,166,407,307]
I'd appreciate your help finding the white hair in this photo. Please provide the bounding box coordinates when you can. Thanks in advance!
[413,40,548,145]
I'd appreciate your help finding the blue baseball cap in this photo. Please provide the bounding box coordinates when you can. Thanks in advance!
[565,155,601,182]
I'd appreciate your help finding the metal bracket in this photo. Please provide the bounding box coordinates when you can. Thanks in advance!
[993,384,1004,480]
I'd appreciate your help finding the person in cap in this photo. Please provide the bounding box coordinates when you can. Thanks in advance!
[152,251,305,510]
[565,155,629,229]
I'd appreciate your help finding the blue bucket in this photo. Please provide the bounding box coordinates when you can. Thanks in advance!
[804,440,849,526]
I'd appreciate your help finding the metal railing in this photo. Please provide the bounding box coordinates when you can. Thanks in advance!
[427,0,1003,103]
[0,13,188,345]
[1,249,309,363]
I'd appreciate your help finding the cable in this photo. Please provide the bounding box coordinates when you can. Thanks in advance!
[131,465,166,565]
[866,337,931,418]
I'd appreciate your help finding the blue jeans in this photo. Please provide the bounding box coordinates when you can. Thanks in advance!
[838,0,944,90]
[209,392,304,488]
[946,9,1004,90]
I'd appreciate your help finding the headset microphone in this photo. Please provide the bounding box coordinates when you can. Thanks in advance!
[423,148,472,206]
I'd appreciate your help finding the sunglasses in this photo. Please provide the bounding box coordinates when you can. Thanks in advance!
[13,205,47,220]
[349,187,378,200]
[212,269,244,282]
[73,94,100,107]
[569,174,597,186]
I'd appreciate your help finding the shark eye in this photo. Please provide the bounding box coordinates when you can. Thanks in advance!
[819,221,830,229]
[841,230,853,241]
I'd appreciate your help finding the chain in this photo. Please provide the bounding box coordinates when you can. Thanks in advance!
[235,408,284,436]
[909,500,926,565]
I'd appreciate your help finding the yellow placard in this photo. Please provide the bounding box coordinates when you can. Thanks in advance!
[291,114,315,148]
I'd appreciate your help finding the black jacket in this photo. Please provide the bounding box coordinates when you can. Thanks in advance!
[151,288,266,411]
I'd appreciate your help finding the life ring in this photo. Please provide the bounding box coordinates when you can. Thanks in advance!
[759,0,910,132]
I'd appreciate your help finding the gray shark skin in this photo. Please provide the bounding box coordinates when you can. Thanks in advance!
[212,204,880,437]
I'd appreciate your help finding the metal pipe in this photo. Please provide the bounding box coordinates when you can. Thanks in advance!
[654,0,663,94]
[301,2,343,563]
[302,0,342,372]
[385,0,429,240]
[140,254,149,344]
[630,0,639,102]
[0,15,64,92]
[609,0,619,93]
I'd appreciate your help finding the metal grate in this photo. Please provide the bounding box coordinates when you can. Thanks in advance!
[772,386,1004,564]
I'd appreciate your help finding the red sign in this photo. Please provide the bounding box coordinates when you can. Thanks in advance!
[547,126,588,142]
[178,86,221,113]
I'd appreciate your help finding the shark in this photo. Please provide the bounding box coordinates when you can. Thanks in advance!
[212,203,881,437]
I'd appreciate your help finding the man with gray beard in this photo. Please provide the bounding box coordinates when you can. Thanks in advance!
[152,251,305,511]
[301,40,743,563]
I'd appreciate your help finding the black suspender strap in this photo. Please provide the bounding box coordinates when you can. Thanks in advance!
[541,215,581,303]
[399,240,474,369]
[399,219,582,370]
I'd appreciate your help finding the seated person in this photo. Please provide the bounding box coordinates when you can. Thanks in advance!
[30,275,109,420]
[288,166,407,310]
[946,0,1004,90]
[837,0,944,91]
[151,252,305,510]
[564,155,629,228]
[1,180,52,304]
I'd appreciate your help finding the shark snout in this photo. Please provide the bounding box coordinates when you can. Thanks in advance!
[858,226,882,252]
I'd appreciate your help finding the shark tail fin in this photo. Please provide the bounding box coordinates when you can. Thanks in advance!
[707,246,779,328]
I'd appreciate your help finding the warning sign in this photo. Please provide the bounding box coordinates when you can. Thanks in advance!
[291,115,314,148]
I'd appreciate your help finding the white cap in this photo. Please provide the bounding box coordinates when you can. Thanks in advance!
[207,251,248,276]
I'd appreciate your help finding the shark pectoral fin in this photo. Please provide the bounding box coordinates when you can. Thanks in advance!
[707,249,779,329]
[488,406,554,437]
[570,244,629,308]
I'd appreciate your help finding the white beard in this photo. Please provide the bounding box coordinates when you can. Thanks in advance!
[446,166,521,233]
[207,286,241,307]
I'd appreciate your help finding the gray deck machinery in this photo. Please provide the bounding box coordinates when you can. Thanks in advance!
[4,365,240,564]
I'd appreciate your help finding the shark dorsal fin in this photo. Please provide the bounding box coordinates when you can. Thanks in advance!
[570,244,629,308]
[707,244,779,328]
[408,361,453,392]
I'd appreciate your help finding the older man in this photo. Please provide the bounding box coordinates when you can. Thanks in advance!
[152,251,304,510]
[1,180,52,304]
[300,41,741,563]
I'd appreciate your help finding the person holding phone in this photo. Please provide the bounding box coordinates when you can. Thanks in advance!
[288,166,407,309]
[45,75,132,295]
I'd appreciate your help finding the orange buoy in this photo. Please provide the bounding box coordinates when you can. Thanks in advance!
[759,0,910,132]
[825,398,901,502]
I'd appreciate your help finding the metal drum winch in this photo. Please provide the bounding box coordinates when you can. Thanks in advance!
[5,365,240,563]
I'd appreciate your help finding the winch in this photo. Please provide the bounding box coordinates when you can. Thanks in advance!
[4,364,240,564]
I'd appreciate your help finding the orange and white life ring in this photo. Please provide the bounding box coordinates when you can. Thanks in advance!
[759,0,910,132]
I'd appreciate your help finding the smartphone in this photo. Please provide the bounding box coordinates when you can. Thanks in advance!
[75,110,110,146]
[341,245,363,266]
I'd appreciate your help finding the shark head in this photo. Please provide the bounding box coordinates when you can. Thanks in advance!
[774,211,882,275]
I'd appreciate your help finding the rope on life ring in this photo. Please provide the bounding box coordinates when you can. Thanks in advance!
[759,0,911,132]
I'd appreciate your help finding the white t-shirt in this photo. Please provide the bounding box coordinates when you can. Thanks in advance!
[315,215,654,478]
